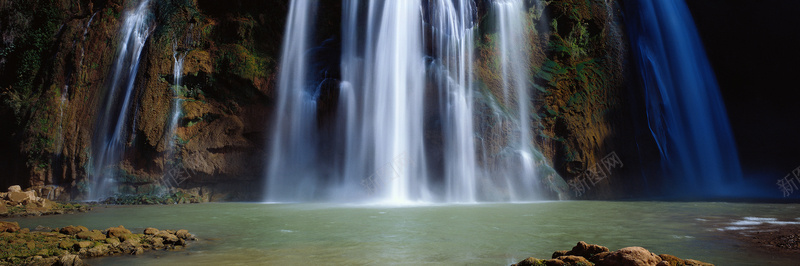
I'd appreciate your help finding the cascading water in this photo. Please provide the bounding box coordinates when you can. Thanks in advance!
[268,0,547,203]
[426,0,478,202]
[265,0,320,201]
[89,0,152,200]
[491,0,539,200]
[332,0,429,203]
[627,0,744,196]
[165,45,185,168]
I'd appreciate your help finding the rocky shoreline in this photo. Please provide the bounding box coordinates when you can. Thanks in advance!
[0,222,195,265]
[0,186,90,218]
[512,241,714,266]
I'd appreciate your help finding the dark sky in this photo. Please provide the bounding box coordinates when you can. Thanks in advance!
[685,0,800,180]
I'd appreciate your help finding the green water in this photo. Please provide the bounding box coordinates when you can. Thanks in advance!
[11,201,800,265]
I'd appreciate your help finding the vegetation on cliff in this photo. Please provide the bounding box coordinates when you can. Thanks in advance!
[0,0,639,201]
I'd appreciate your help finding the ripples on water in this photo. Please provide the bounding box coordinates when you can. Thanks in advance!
[13,201,800,265]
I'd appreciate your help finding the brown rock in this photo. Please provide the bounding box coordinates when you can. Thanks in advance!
[59,254,84,266]
[143,227,159,235]
[0,201,7,214]
[512,257,541,266]
[60,225,89,235]
[597,247,662,266]
[156,230,180,244]
[543,259,565,266]
[8,185,21,193]
[29,256,59,266]
[120,239,142,254]
[658,254,683,266]
[684,259,714,266]
[7,191,33,203]
[151,237,165,249]
[552,250,569,258]
[33,198,55,209]
[656,261,670,266]
[106,237,121,247]
[176,229,193,240]
[118,233,137,242]
[590,251,612,264]
[0,221,20,232]
[87,244,111,257]
[658,254,715,266]
[59,240,75,249]
[556,255,592,265]
[76,230,106,241]
[567,241,611,258]
[106,225,132,237]
[74,241,94,249]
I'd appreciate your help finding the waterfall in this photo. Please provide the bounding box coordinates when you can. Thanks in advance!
[165,45,185,172]
[332,0,429,203]
[265,0,320,201]
[89,0,152,200]
[628,0,744,196]
[267,0,545,203]
[491,0,539,200]
[427,0,478,202]
[367,1,427,202]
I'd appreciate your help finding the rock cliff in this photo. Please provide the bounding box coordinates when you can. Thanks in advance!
[0,0,649,201]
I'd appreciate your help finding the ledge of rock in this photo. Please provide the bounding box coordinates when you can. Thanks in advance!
[0,186,90,217]
[0,224,196,265]
[512,241,714,266]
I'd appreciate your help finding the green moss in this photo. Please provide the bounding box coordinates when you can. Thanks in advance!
[103,190,201,205]
[215,44,271,81]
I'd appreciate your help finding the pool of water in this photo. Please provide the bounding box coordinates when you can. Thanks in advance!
[11,201,800,265]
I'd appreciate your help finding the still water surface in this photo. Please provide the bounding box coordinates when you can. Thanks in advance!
[14,201,800,265]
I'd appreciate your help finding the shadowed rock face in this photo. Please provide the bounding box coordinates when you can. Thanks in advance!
[0,0,644,201]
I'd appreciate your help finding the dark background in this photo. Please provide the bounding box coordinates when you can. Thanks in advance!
[685,0,800,184]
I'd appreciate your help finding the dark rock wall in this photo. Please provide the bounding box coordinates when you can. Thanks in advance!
[0,0,651,200]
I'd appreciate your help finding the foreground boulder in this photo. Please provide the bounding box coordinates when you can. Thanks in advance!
[0,225,196,265]
[512,242,713,266]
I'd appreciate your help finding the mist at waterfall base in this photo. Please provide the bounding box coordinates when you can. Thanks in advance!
[265,0,558,203]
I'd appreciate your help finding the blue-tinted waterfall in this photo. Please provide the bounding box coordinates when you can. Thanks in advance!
[265,0,320,201]
[628,0,744,196]
[89,0,152,200]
